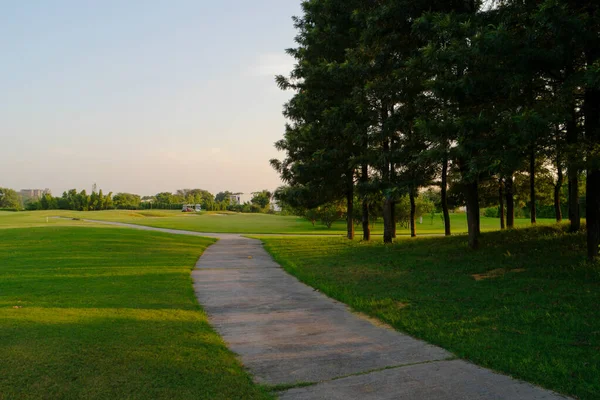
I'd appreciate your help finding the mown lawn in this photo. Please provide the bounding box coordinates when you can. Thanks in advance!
[261,225,600,400]
[0,209,556,235]
[0,227,272,400]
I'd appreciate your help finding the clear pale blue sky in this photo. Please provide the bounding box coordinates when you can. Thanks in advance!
[1,0,301,196]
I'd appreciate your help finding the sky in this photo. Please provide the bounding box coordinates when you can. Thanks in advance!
[0,0,302,196]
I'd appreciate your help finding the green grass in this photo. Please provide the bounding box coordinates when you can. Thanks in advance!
[260,225,600,400]
[0,227,272,400]
[0,210,556,235]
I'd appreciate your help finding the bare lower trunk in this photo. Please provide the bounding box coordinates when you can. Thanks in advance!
[362,199,370,241]
[499,178,505,230]
[383,198,393,243]
[346,178,355,240]
[465,181,480,249]
[530,148,536,224]
[409,188,416,237]
[441,157,451,236]
[554,160,563,223]
[381,104,392,244]
[554,186,562,223]
[562,59,580,232]
[568,173,580,231]
[361,165,370,241]
[505,175,515,229]
[391,201,397,238]
[567,106,581,231]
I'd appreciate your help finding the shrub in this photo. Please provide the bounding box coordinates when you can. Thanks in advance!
[483,207,499,218]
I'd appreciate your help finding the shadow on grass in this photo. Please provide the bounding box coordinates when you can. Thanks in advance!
[1,271,202,310]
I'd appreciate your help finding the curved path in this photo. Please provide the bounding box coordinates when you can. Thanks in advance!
[84,219,568,399]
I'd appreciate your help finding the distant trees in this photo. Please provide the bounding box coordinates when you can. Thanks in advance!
[21,187,114,211]
[215,191,232,203]
[251,190,272,209]
[11,186,279,214]
[40,193,58,210]
[272,0,600,259]
[174,189,215,210]
[277,196,345,229]
[19,187,280,214]
[155,192,174,205]
[0,188,22,210]
[112,193,141,210]
[89,187,113,210]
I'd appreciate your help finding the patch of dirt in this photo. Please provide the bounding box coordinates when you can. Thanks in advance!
[472,268,526,281]
[354,311,397,330]
[353,302,408,330]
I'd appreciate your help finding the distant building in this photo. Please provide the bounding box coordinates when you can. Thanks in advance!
[228,193,252,205]
[229,193,243,205]
[19,189,50,201]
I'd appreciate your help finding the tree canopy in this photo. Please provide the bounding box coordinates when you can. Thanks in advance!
[272,0,600,259]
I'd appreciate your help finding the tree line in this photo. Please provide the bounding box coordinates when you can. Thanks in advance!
[2,186,274,213]
[271,0,600,259]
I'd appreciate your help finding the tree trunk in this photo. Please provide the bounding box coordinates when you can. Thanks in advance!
[409,188,416,237]
[568,173,580,231]
[554,153,563,223]
[585,49,600,259]
[529,147,536,224]
[565,59,580,231]
[441,157,451,236]
[380,101,394,244]
[554,183,563,223]
[391,201,397,238]
[346,177,355,240]
[362,198,370,241]
[381,104,392,243]
[465,180,480,249]
[476,196,481,236]
[505,175,515,228]
[383,197,393,243]
[361,164,370,241]
[499,178,505,230]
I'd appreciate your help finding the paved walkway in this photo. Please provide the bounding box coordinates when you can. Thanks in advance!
[84,220,569,399]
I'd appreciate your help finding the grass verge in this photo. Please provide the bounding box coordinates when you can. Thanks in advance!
[0,227,272,400]
[261,225,599,399]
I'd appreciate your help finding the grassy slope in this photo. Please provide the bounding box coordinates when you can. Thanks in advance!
[0,227,272,400]
[261,226,600,400]
[0,210,555,235]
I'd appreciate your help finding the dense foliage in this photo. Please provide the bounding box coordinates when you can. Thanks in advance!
[272,0,600,259]
[0,188,22,210]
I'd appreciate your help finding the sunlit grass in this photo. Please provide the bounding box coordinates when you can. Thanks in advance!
[261,225,600,400]
[0,227,272,400]
[0,209,557,235]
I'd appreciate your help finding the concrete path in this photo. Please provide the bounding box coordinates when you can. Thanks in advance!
[83,219,569,399]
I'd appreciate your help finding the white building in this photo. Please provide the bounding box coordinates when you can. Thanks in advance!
[228,193,252,205]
